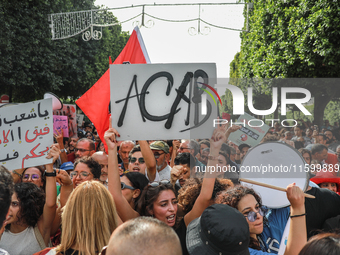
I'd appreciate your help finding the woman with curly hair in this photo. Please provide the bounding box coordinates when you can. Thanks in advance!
[177,178,233,216]
[34,181,119,255]
[216,185,307,255]
[0,145,59,255]
[21,165,46,190]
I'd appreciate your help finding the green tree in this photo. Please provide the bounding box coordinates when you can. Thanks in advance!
[0,0,129,102]
[228,0,340,126]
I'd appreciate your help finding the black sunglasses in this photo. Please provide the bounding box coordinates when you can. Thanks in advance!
[149,179,171,187]
[121,182,135,190]
[129,157,145,164]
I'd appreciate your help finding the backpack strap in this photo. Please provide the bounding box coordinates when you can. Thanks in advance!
[34,225,47,250]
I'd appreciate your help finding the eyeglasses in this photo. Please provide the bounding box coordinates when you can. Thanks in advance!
[22,174,40,180]
[121,182,136,190]
[244,206,266,222]
[153,152,165,159]
[149,179,171,187]
[70,171,92,179]
[74,148,91,153]
[129,157,145,164]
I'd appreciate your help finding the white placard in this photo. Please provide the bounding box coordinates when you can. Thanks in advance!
[110,63,218,140]
[0,99,53,170]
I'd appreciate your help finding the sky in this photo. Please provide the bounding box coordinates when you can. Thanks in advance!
[94,0,245,77]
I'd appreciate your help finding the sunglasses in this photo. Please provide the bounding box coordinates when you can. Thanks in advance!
[99,246,107,255]
[244,206,266,222]
[22,174,40,180]
[129,157,145,164]
[149,179,171,187]
[74,148,91,153]
[153,152,165,159]
[70,171,91,179]
[121,182,135,190]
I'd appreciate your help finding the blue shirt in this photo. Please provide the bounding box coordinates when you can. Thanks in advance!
[249,207,290,255]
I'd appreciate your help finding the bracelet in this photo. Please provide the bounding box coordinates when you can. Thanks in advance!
[13,170,23,178]
[290,213,306,218]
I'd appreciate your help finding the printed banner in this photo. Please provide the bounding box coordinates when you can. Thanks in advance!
[110,63,218,140]
[0,99,53,170]
[53,104,77,138]
[227,113,270,147]
[53,115,69,137]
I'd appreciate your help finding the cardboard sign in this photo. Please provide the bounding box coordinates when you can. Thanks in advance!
[228,113,270,147]
[0,99,53,170]
[53,115,69,137]
[53,104,77,138]
[110,63,218,140]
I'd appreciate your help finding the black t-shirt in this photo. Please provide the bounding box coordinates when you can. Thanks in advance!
[305,187,340,238]
[175,218,189,255]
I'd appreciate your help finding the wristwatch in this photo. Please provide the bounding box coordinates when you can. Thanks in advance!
[44,169,57,177]
[60,148,68,153]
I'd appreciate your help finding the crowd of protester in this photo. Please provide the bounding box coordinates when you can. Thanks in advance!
[1,118,340,254]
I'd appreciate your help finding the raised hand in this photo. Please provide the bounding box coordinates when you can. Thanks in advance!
[56,169,72,187]
[104,117,121,151]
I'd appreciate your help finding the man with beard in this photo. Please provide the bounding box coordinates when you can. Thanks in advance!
[150,141,171,180]
[325,130,340,152]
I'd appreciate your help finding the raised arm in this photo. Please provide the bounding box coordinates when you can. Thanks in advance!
[38,144,58,246]
[170,140,180,168]
[54,128,68,164]
[184,124,241,226]
[284,183,307,255]
[139,140,157,182]
[105,125,140,222]
[51,169,73,236]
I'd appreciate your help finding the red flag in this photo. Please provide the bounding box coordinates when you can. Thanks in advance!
[76,27,150,150]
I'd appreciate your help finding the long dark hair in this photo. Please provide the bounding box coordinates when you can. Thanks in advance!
[125,172,149,210]
[215,185,267,250]
[6,182,45,229]
[137,182,177,217]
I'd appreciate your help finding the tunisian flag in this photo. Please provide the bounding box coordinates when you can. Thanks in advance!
[76,27,150,148]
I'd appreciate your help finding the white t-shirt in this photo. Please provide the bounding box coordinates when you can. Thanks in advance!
[158,164,171,181]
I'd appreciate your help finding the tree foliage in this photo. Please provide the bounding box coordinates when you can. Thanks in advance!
[0,0,129,102]
[228,0,340,125]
